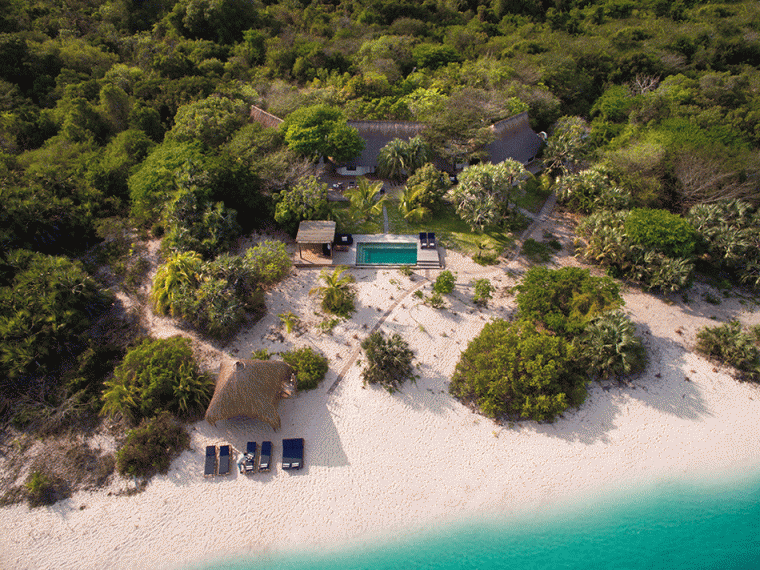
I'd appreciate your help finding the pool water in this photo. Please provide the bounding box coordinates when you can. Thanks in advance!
[356,242,417,265]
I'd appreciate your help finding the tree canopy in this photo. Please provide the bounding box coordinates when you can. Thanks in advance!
[279,104,364,163]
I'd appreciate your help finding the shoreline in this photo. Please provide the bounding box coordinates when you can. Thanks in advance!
[3,241,760,570]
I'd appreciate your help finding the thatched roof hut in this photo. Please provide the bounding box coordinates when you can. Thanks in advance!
[205,359,296,430]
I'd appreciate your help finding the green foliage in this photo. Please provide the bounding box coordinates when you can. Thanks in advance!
[402,163,451,214]
[309,266,356,317]
[544,116,592,174]
[243,240,292,286]
[472,278,495,307]
[521,239,553,263]
[281,347,329,391]
[433,270,456,295]
[515,267,623,336]
[624,208,698,259]
[376,136,431,182]
[274,175,330,235]
[555,166,632,214]
[360,331,416,392]
[576,311,647,379]
[280,105,364,163]
[687,200,760,290]
[695,321,760,382]
[0,250,109,387]
[101,337,213,423]
[344,177,387,224]
[151,251,204,318]
[454,160,527,232]
[450,319,586,422]
[25,470,68,508]
[426,291,445,309]
[278,311,300,334]
[169,95,249,148]
[116,412,191,479]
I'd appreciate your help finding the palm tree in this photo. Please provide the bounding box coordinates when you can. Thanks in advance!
[344,177,388,224]
[151,250,203,317]
[309,266,356,317]
[578,311,647,379]
[398,184,431,223]
[376,138,408,182]
[405,136,431,175]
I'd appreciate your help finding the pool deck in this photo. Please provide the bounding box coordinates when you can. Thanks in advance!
[293,234,442,269]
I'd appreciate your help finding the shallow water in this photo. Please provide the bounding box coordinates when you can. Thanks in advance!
[190,468,760,570]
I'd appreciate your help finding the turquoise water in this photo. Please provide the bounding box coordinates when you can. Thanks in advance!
[356,242,417,265]
[193,470,760,570]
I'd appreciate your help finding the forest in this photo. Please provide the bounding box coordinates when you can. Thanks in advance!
[1,0,760,499]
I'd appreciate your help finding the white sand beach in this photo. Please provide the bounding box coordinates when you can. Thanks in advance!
[2,213,760,570]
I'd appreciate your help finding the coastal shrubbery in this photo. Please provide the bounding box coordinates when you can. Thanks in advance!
[101,336,214,424]
[25,470,69,508]
[360,331,416,392]
[116,412,190,479]
[451,267,646,422]
[281,347,329,391]
[433,270,456,294]
[309,266,356,317]
[695,321,760,382]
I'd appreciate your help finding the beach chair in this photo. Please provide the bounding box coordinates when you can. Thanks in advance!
[239,442,256,474]
[427,232,436,249]
[282,438,304,470]
[419,232,428,248]
[218,445,231,475]
[204,445,217,477]
[259,441,272,472]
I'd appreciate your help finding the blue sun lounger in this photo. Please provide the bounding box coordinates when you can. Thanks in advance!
[259,441,272,472]
[204,446,216,477]
[419,232,428,248]
[239,442,256,474]
[282,438,304,470]
[218,445,231,475]
[426,232,436,249]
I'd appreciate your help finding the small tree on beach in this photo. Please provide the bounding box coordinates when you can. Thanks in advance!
[309,266,357,317]
[360,331,416,392]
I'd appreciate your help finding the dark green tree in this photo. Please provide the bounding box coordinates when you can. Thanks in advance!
[279,105,364,163]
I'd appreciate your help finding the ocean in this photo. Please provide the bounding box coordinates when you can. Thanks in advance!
[193,468,760,570]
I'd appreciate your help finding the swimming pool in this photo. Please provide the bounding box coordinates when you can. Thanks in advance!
[356,242,417,265]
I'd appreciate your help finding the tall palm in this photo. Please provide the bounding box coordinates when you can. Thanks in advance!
[344,177,388,223]
[151,250,203,317]
[309,266,356,316]
[405,136,431,175]
[398,184,431,223]
[376,138,408,182]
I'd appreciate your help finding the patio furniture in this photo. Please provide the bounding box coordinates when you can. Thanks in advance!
[281,438,304,470]
[426,232,436,249]
[419,232,428,248]
[239,442,256,474]
[204,446,217,477]
[218,445,231,475]
[259,441,272,472]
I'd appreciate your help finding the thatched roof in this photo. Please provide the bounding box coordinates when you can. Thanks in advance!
[205,359,295,430]
[296,220,336,244]
[485,112,543,165]
[250,105,284,129]
[342,120,427,170]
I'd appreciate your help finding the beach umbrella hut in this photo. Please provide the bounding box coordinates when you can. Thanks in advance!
[205,359,296,430]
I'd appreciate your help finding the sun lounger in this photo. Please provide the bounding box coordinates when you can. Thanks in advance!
[259,441,272,472]
[282,438,304,470]
[204,446,217,477]
[419,232,428,248]
[239,442,256,474]
[427,232,436,249]
[218,445,231,475]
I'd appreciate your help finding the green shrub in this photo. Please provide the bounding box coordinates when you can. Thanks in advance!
[555,166,632,214]
[244,240,292,287]
[450,319,586,422]
[101,337,213,423]
[695,321,760,381]
[624,208,698,259]
[360,332,416,392]
[281,347,329,390]
[25,470,68,508]
[426,291,445,308]
[309,266,356,317]
[278,311,301,334]
[472,278,495,307]
[250,348,272,360]
[576,311,647,379]
[433,270,456,294]
[521,238,552,263]
[116,412,190,479]
[515,267,623,336]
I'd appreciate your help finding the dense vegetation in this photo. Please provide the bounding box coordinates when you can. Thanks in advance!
[2,0,760,493]
[450,267,646,421]
[360,331,416,392]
